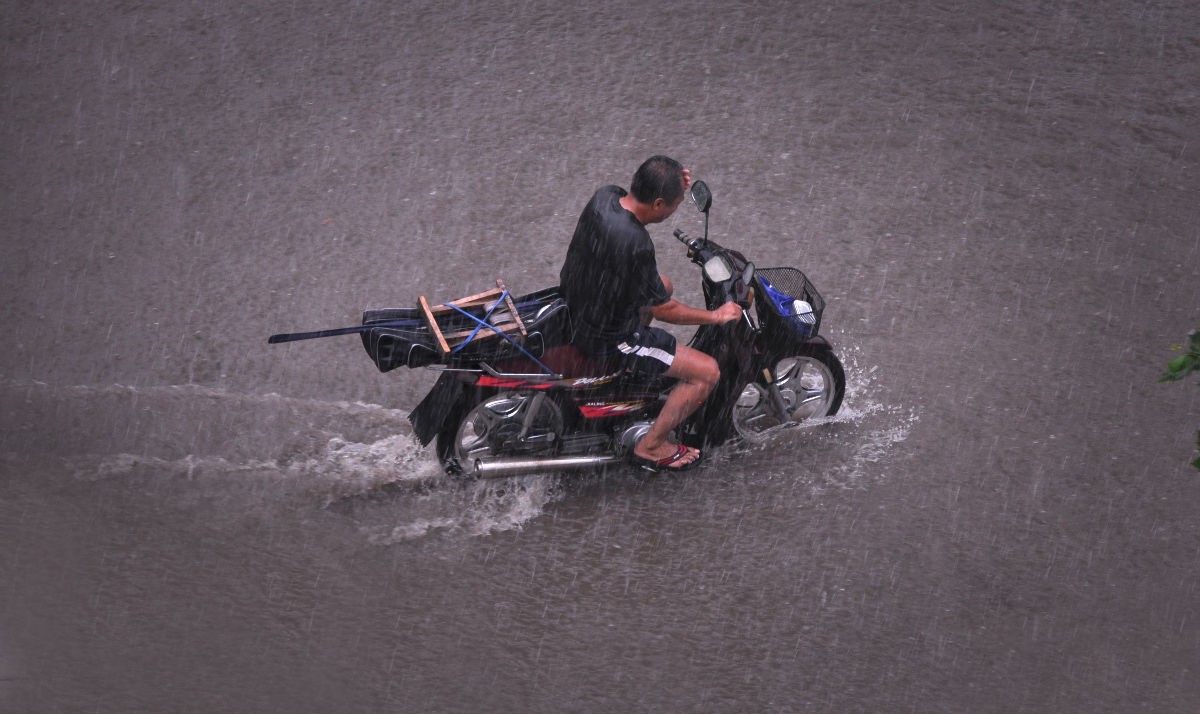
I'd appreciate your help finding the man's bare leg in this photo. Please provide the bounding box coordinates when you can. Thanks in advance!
[633,345,718,466]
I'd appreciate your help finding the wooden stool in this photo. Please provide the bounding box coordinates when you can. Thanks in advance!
[418,279,527,356]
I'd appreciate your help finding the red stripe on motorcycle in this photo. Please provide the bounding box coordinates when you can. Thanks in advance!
[476,376,553,389]
[578,402,649,418]
[477,377,526,388]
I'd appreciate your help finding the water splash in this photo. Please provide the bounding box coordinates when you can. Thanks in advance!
[822,342,919,490]
[4,380,562,542]
[741,342,918,493]
[5,354,915,542]
[362,474,566,544]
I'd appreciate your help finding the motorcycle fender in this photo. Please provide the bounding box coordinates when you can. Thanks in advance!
[803,335,833,351]
[408,371,465,446]
[763,333,833,359]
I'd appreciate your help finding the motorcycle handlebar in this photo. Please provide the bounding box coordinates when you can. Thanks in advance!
[673,228,698,249]
[674,228,721,257]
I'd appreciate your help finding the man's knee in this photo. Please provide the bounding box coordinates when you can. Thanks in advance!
[672,347,719,391]
[696,353,719,391]
[660,273,673,299]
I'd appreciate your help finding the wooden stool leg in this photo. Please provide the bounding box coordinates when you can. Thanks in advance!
[419,295,451,354]
[496,278,527,337]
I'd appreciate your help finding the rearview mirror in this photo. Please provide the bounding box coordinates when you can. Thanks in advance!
[689,180,712,213]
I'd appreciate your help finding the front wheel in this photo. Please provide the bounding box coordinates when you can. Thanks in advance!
[732,347,845,442]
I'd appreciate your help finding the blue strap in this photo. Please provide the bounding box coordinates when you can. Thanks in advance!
[445,291,506,352]
[440,296,556,375]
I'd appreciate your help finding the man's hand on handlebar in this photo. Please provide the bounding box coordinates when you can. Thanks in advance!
[711,301,743,324]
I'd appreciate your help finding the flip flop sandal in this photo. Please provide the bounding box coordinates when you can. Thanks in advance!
[630,443,703,473]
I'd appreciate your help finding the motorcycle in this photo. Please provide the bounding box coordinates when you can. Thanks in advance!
[269,180,845,478]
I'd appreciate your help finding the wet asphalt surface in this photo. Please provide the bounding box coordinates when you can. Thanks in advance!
[2,1,1199,712]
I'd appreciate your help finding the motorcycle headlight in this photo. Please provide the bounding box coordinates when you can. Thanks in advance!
[703,255,733,282]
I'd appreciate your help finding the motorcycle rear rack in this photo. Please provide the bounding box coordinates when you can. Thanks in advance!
[480,362,567,382]
[424,362,567,382]
[427,360,633,388]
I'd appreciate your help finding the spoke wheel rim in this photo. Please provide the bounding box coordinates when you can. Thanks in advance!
[732,356,838,442]
[453,393,563,465]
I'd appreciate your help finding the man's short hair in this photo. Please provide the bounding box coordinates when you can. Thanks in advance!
[630,155,685,205]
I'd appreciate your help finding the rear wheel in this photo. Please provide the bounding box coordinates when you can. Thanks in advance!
[435,390,564,477]
[732,347,845,443]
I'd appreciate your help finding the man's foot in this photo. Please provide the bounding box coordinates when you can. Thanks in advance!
[630,443,703,472]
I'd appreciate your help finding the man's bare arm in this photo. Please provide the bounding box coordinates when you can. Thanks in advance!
[649,299,741,326]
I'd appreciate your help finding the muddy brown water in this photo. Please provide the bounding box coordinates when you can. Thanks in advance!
[2,1,1198,712]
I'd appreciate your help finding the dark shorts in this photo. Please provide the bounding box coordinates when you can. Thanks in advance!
[568,326,676,376]
[617,326,677,376]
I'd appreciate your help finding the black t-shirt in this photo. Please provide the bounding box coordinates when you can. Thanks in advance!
[559,185,670,353]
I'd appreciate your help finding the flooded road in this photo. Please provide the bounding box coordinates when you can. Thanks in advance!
[3,1,1198,712]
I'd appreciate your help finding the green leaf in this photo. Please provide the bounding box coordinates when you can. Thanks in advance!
[1162,332,1200,382]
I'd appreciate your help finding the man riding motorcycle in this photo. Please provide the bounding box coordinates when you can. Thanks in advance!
[559,156,741,471]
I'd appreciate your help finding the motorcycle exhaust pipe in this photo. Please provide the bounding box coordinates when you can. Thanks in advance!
[471,454,623,478]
